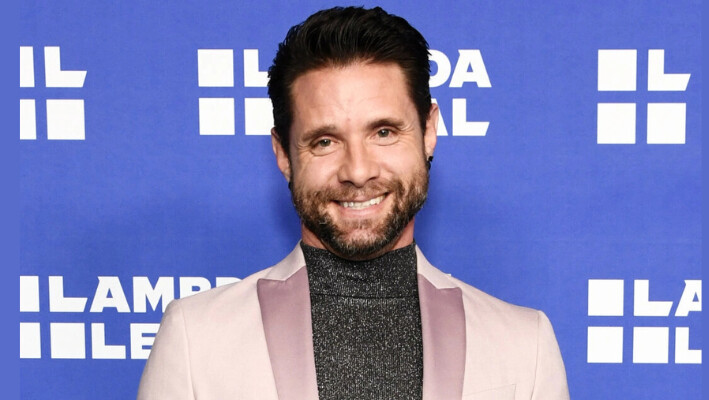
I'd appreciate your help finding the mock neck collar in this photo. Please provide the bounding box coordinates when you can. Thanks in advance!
[301,242,419,298]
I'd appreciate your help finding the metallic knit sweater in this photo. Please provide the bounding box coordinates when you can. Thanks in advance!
[301,242,423,400]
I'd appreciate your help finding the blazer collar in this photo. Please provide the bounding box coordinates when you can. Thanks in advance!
[257,243,466,400]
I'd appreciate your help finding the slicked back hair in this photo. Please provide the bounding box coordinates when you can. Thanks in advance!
[267,6,432,153]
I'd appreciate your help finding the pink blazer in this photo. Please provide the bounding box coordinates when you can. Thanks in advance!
[137,245,569,400]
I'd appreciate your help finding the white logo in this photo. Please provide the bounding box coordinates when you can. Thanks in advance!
[596,49,690,144]
[429,49,491,136]
[20,46,87,140]
[587,279,701,364]
[196,48,492,137]
[19,275,239,360]
[197,49,272,136]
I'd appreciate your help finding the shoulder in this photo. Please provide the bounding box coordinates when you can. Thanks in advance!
[171,266,272,317]
[170,244,305,319]
[151,265,277,361]
[139,259,290,399]
[416,248,542,329]
[450,275,543,328]
[430,270,568,398]
[416,248,551,351]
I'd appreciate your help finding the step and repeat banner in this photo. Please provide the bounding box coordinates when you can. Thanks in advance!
[19,1,701,399]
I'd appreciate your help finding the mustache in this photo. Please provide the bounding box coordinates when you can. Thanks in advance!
[305,180,401,202]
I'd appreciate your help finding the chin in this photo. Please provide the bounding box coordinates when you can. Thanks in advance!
[327,229,400,260]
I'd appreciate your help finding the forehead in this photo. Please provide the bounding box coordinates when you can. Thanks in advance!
[289,62,417,134]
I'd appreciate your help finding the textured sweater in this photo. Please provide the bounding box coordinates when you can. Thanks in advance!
[302,242,423,400]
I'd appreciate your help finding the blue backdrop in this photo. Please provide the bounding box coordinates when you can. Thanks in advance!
[19,1,701,399]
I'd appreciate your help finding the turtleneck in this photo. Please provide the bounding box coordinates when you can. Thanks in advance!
[301,242,423,400]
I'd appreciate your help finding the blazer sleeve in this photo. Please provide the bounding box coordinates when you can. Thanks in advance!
[137,300,195,400]
[531,311,570,400]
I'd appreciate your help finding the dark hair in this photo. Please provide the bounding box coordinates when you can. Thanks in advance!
[267,6,432,153]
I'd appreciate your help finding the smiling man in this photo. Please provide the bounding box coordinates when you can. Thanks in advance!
[278,62,434,261]
[138,6,569,400]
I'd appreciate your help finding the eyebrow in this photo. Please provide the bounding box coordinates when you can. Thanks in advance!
[366,118,408,131]
[301,125,338,143]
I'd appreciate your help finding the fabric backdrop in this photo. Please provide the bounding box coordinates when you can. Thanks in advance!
[19,1,701,399]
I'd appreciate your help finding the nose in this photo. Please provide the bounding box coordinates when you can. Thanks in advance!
[337,141,380,187]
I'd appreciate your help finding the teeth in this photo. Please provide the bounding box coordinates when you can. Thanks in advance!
[340,195,385,209]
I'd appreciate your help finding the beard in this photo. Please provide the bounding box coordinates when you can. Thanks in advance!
[290,165,429,260]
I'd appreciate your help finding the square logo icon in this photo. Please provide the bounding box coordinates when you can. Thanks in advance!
[598,49,637,91]
[199,97,235,136]
[588,279,624,316]
[597,103,636,144]
[588,326,624,363]
[633,327,669,363]
[46,99,85,140]
[198,49,234,87]
[647,103,686,144]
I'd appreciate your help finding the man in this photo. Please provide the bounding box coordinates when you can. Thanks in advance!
[138,6,569,400]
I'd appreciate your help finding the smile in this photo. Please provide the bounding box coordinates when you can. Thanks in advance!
[338,195,386,210]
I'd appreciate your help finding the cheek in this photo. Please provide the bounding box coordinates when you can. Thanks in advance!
[295,161,337,188]
[378,150,425,176]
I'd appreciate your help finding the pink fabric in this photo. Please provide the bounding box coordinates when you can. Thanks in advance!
[257,267,319,400]
[419,275,466,400]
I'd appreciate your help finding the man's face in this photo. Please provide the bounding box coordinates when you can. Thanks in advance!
[272,62,438,260]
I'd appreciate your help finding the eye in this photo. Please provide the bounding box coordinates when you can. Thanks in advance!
[316,138,332,147]
[374,128,398,145]
[377,129,391,138]
[309,137,338,156]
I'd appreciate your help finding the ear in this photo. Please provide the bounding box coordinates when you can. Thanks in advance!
[271,128,292,182]
[423,102,439,158]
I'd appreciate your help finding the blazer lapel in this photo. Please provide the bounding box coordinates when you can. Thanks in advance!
[417,247,467,400]
[257,247,319,400]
